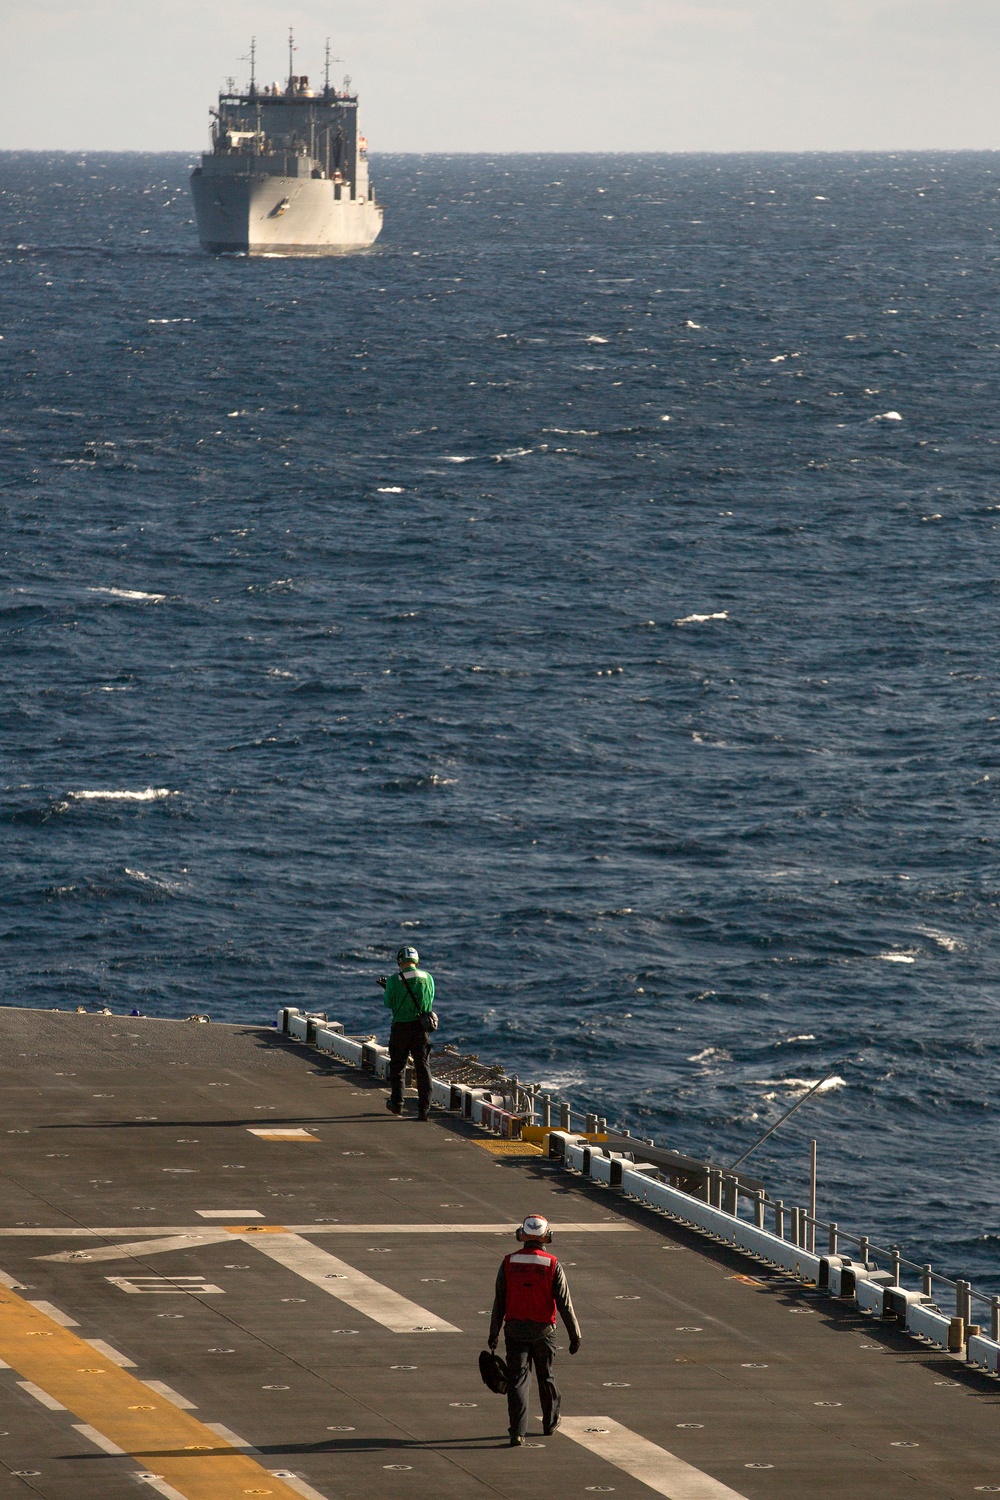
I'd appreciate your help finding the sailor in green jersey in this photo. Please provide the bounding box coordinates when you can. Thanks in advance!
[378,946,435,1120]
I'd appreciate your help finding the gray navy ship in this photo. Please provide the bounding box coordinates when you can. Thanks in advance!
[190,35,383,256]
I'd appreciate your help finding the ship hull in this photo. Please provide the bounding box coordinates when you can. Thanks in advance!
[190,170,383,255]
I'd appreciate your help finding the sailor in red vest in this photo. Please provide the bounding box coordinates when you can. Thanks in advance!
[488,1213,582,1446]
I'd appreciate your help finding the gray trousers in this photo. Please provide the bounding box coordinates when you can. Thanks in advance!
[504,1331,559,1437]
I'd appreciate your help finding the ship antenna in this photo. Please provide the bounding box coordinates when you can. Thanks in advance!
[287,26,296,91]
[324,40,344,99]
[241,37,257,95]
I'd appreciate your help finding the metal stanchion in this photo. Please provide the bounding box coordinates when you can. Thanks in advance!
[828,1222,838,1255]
[559,1101,570,1131]
[859,1235,869,1268]
[809,1139,817,1254]
[754,1190,765,1229]
[542,1094,552,1128]
[922,1264,932,1297]
[991,1295,999,1343]
[775,1199,785,1240]
[585,1113,597,1134]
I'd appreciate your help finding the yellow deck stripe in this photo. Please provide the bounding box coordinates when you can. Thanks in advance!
[0,1286,307,1500]
[474,1140,543,1155]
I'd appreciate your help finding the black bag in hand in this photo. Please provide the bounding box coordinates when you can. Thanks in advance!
[479,1348,509,1395]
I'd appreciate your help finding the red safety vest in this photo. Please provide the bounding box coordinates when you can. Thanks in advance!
[504,1247,558,1325]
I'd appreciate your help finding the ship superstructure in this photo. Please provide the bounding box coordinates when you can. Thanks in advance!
[190,35,383,255]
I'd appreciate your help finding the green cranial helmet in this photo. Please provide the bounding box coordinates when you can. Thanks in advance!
[397,946,419,967]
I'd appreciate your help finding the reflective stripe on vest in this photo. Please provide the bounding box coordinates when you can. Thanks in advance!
[504,1248,558,1325]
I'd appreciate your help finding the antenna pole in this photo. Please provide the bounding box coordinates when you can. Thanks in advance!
[249,36,256,93]
[325,38,331,94]
[288,27,295,89]
[727,1068,843,1171]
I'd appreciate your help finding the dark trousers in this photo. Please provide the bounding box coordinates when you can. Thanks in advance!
[504,1332,559,1437]
[388,1021,432,1110]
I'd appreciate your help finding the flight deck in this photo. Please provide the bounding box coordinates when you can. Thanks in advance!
[0,1007,997,1499]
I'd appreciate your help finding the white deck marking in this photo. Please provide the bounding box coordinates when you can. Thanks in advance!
[107,1274,224,1295]
[560,1418,749,1500]
[268,1472,330,1500]
[73,1423,126,1455]
[0,1268,25,1286]
[17,1380,67,1411]
[196,1208,264,1218]
[204,1421,260,1452]
[16,1221,636,1241]
[26,1300,79,1326]
[244,1232,461,1333]
[247,1127,319,1141]
[141,1378,197,1410]
[135,1476,189,1500]
[40,1232,232,1263]
[85,1338,136,1367]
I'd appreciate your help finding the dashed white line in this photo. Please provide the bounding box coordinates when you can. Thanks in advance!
[204,1420,260,1453]
[27,1300,79,1326]
[73,1423,126,1455]
[17,1380,66,1411]
[268,1472,330,1500]
[141,1379,197,1410]
[134,1476,189,1500]
[85,1338,137,1367]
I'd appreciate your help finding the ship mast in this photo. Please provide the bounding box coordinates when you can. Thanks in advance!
[287,26,296,91]
[248,36,256,94]
[323,39,343,101]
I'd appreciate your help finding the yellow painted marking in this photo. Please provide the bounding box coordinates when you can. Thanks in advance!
[0,1286,306,1500]
[475,1140,544,1156]
[224,1225,289,1235]
[727,1274,767,1287]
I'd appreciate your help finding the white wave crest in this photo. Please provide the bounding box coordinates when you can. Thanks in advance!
[688,1046,731,1064]
[877,952,916,963]
[755,1076,846,1096]
[125,867,181,891]
[377,486,404,493]
[65,788,176,802]
[919,928,962,952]
[675,611,728,625]
[873,411,903,421]
[89,587,166,602]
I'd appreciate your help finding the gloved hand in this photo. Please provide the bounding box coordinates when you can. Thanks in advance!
[569,1336,581,1356]
[488,1339,498,1353]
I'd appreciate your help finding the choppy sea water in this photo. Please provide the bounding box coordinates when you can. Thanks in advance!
[2,149,999,1287]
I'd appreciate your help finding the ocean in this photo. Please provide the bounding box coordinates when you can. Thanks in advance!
[1,149,999,1288]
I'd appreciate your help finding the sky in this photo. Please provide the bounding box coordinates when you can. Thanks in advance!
[2,0,999,153]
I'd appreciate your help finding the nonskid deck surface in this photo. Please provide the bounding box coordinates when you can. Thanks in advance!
[0,1009,996,1499]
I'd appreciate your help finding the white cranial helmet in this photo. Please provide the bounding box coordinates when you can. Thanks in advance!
[516,1213,551,1243]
